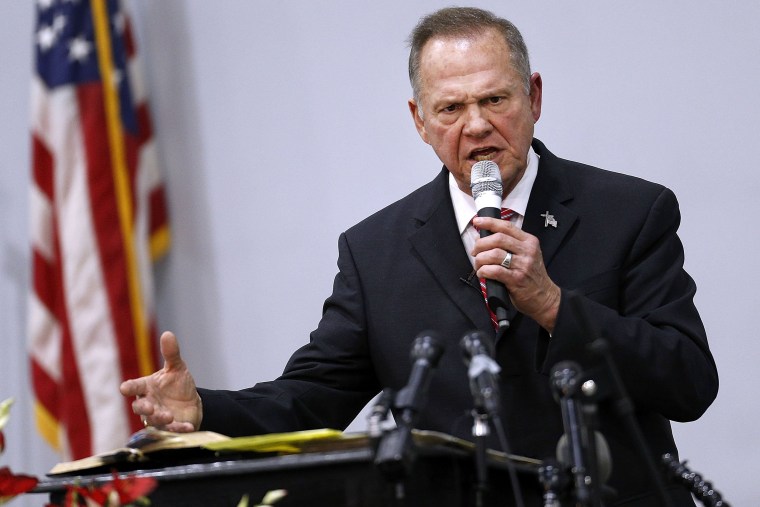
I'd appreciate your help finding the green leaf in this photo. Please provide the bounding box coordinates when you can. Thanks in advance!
[0,399,14,432]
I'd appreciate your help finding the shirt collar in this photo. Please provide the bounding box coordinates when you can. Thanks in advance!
[449,145,540,234]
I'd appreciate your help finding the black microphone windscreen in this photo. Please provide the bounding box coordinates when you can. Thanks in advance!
[410,331,444,366]
[460,330,493,364]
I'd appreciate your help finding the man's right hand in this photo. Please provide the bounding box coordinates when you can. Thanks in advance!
[120,331,202,432]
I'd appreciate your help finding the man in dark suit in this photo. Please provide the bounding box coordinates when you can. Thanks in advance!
[122,7,718,504]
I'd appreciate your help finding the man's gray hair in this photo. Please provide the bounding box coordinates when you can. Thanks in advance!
[407,7,531,104]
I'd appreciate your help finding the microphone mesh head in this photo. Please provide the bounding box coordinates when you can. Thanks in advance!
[470,160,502,200]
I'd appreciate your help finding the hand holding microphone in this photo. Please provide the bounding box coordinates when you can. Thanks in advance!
[471,161,512,328]
[469,160,561,333]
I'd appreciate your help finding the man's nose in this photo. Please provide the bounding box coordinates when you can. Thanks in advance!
[462,106,493,137]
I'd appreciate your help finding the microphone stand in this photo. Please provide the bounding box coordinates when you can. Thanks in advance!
[373,333,444,499]
[471,409,490,507]
[537,459,567,507]
[588,339,674,507]
[551,361,602,507]
[566,295,672,506]
[373,385,423,492]
[461,330,525,507]
[367,388,395,448]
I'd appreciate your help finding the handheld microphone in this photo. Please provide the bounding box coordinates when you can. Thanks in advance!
[470,160,510,328]
[460,330,501,416]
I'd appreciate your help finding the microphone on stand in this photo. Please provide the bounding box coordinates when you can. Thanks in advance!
[470,160,511,329]
[374,331,444,484]
[551,360,595,506]
[461,330,501,417]
[460,330,525,507]
[555,432,613,491]
[394,332,445,426]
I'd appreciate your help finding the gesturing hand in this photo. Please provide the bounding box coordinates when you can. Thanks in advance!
[120,331,202,432]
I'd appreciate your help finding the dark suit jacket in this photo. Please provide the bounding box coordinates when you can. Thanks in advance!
[200,139,718,505]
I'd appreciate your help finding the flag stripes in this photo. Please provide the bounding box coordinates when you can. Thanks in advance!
[29,0,168,460]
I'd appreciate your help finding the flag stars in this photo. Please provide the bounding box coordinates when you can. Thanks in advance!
[112,11,126,35]
[68,35,92,62]
[36,14,67,52]
[36,0,55,10]
[37,25,58,51]
[52,13,66,32]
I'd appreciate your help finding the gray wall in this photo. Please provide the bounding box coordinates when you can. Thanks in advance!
[2,1,757,504]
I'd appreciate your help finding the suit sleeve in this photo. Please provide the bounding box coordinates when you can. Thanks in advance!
[544,187,718,422]
[200,232,380,436]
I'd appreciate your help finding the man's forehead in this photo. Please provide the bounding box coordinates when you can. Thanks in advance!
[425,36,477,54]
[418,31,510,75]
[419,29,507,57]
[417,33,513,91]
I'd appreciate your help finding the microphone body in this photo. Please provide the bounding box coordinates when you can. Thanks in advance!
[374,331,444,481]
[394,331,445,424]
[460,330,501,416]
[556,431,612,488]
[551,360,603,506]
[470,160,510,328]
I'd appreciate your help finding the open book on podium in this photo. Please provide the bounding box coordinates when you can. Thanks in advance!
[48,427,541,477]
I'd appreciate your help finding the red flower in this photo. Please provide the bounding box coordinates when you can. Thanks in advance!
[0,430,5,454]
[0,466,39,504]
[100,472,157,504]
[60,472,157,506]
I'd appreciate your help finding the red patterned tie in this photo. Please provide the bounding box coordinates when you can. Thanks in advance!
[473,208,515,328]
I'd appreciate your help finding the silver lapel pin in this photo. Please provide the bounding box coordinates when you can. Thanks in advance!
[540,211,558,228]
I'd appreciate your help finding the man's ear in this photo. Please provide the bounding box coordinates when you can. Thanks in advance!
[529,72,543,123]
[408,99,430,144]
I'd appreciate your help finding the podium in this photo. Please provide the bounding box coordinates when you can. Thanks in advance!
[33,432,544,506]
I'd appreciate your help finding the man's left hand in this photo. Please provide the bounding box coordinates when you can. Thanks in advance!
[472,216,561,333]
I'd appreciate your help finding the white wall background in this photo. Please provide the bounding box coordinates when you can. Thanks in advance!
[2,1,758,505]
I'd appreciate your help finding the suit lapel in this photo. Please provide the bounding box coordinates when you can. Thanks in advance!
[524,140,577,267]
[407,170,494,333]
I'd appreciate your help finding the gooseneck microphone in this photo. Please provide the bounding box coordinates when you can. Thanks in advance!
[470,160,511,329]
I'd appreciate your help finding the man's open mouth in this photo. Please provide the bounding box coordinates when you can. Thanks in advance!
[469,147,498,161]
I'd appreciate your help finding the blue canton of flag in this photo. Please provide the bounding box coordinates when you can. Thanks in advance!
[35,0,137,134]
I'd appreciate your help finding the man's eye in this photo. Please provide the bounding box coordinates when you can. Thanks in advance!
[441,104,459,113]
[487,97,503,105]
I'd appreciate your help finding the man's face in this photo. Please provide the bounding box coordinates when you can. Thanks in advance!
[409,29,542,197]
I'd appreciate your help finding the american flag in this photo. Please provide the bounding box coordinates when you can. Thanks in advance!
[29,0,169,460]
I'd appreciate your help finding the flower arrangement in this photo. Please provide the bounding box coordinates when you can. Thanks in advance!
[0,398,39,505]
[54,472,158,507]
